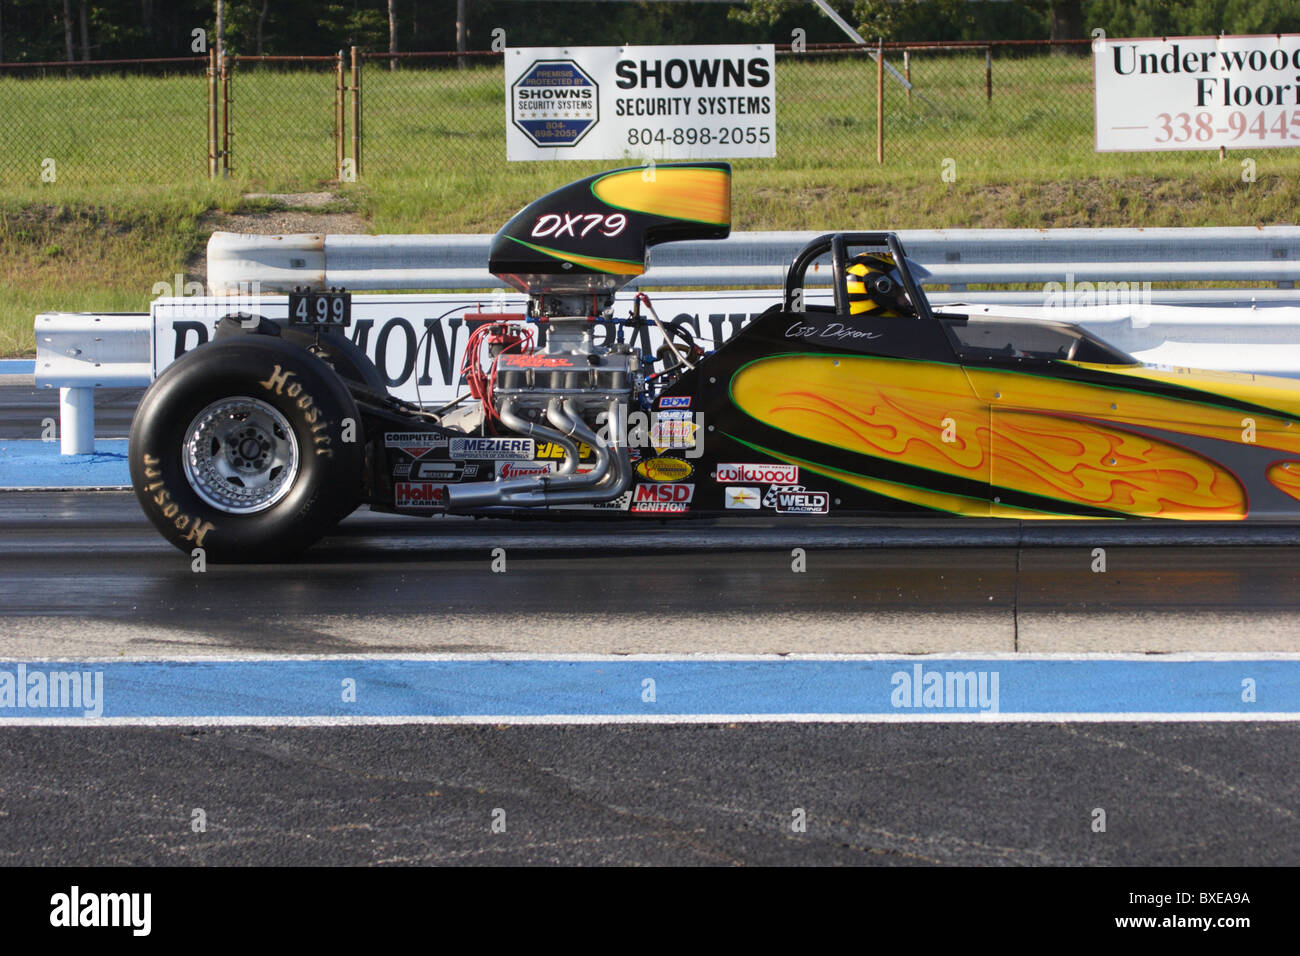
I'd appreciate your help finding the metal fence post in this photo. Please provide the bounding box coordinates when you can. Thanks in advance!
[220,53,231,176]
[985,46,992,103]
[876,39,884,164]
[335,49,345,180]
[904,50,911,105]
[351,46,362,179]
[207,48,218,178]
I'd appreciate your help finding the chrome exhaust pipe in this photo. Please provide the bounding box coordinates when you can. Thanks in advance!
[498,398,579,476]
[441,399,630,511]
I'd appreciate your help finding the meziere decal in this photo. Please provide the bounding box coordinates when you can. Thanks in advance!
[449,437,536,460]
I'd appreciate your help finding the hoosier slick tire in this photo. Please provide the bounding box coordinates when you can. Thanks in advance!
[128,336,365,562]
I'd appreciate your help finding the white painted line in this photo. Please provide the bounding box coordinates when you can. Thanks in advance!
[4,651,1300,664]
[1,712,1299,727]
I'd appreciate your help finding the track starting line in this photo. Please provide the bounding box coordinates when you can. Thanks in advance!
[0,654,1296,725]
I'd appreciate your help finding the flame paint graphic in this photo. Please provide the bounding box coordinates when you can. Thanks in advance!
[1267,461,1300,502]
[731,355,1251,518]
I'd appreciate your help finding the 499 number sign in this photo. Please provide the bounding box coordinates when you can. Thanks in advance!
[288,290,352,327]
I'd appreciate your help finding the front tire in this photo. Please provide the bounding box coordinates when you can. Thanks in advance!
[129,336,364,562]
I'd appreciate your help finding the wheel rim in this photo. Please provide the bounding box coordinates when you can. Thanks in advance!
[182,396,300,514]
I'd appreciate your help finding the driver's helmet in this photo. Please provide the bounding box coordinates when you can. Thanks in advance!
[846,252,916,317]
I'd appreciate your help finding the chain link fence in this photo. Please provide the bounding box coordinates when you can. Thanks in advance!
[0,39,1287,189]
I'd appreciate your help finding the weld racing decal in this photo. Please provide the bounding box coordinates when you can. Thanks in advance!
[449,437,535,460]
[766,485,830,514]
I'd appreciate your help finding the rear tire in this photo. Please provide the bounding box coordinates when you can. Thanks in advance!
[128,336,364,562]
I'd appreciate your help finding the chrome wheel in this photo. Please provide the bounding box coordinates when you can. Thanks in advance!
[182,396,299,514]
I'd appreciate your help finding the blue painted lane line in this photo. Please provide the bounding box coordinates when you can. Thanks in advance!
[0,657,1297,723]
[0,360,35,374]
[0,438,129,487]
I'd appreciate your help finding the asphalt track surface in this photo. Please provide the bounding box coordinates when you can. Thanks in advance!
[2,381,1299,865]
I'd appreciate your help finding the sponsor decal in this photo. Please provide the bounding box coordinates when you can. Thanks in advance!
[500,353,572,368]
[416,461,478,481]
[393,461,411,478]
[635,456,693,482]
[769,485,830,515]
[724,486,761,510]
[631,482,694,513]
[655,409,694,421]
[717,462,799,484]
[449,437,536,460]
[395,482,446,509]
[384,432,449,459]
[496,460,555,479]
[659,395,691,409]
[536,440,594,460]
[649,416,698,451]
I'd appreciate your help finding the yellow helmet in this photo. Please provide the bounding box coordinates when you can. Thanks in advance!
[846,253,915,316]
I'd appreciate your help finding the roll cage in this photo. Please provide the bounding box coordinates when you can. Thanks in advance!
[783,232,935,321]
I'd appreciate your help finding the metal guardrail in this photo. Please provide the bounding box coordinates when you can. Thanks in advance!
[207,226,1300,298]
[37,227,1300,455]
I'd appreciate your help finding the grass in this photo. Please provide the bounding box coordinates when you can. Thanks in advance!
[3,51,1300,354]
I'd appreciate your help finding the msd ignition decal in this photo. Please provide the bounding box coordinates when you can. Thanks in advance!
[510,58,600,150]
[716,462,798,484]
[384,432,449,459]
[449,437,535,460]
[505,45,775,161]
[724,486,761,509]
[631,483,694,513]
[764,485,830,515]
[395,482,446,509]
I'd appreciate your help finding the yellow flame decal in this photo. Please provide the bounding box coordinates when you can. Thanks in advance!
[732,355,1248,519]
[1267,461,1300,501]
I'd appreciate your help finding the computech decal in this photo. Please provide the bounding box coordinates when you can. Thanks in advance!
[449,437,536,460]
[631,483,695,513]
[505,44,775,161]
[384,432,449,459]
[716,462,798,484]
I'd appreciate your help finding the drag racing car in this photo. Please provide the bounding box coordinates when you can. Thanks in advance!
[129,162,1300,559]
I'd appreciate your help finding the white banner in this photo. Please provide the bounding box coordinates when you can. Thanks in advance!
[1095,33,1300,152]
[151,289,815,406]
[505,44,776,161]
